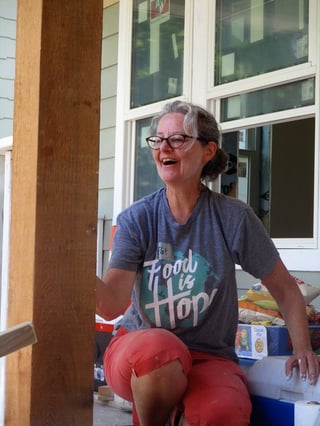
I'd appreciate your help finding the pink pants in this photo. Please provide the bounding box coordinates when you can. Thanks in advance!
[104,328,252,426]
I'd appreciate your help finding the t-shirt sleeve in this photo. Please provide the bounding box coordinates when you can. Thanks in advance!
[230,205,280,278]
[108,211,144,272]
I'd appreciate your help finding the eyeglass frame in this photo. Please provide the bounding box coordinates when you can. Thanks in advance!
[145,134,203,150]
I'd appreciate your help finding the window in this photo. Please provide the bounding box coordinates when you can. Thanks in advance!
[134,117,164,200]
[215,0,309,85]
[131,0,185,108]
[115,0,320,269]
[221,78,315,121]
[221,118,315,239]
[215,1,317,243]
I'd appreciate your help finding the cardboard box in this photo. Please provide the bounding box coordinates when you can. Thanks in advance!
[236,324,268,359]
[236,324,320,359]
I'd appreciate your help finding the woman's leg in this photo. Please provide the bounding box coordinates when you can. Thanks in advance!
[104,328,192,426]
[131,359,187,426]
[181,354,252,426]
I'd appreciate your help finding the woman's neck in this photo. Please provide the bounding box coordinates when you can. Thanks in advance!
[166,183,204,224]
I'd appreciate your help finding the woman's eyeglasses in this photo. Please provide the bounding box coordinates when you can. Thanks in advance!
[146,134,196,150]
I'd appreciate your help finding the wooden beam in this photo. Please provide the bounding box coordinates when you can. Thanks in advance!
[104,0,119,7]
[0,323,37,358]
[5,1,103,425]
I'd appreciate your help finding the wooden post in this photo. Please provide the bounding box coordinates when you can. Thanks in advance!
[5,1,103,425]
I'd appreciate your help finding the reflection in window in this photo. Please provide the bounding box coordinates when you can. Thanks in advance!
[131,0,185,108]
[221,78,315,122]
[215,0,309,85]
[134,117,315,239]
[134,118,164,200]
[221,118,315,238]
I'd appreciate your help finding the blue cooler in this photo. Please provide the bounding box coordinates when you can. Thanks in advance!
[246,356,320,426]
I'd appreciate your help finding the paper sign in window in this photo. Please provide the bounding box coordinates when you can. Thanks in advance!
[221,53,235,78]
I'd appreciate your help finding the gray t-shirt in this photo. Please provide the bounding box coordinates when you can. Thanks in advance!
[109,187,279,361]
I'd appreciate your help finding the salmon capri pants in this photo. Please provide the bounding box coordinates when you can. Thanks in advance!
[104,328,252,426]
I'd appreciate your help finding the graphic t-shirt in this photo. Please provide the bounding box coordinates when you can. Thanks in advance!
[109,187,279,361]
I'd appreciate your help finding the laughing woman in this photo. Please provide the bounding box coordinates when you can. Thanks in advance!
[96,101,319,426]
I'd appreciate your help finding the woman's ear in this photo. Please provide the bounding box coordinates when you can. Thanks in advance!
[204,141,218,161]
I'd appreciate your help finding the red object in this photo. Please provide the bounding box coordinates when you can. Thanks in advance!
[95,322,114,333]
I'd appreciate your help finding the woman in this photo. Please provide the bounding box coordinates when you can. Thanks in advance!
[96,101,319,426]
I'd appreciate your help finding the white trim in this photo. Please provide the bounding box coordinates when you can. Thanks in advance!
[0,151,12,330]
[207,0,216,90]
[127,121,135,205]
[272,239,317,249]
[208,64,316,99]
[182,0,193,101]
[96,218,104,278]
[0,137,13,153]
[309,0,318,66]
[219,106,315,132]
[113,0,133,221]
[0,139,12,426]
[279,249,320,272]
[190,0,209,104]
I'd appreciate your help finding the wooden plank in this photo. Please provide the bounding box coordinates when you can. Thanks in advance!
[0,322,37,358]
[5,1,103,425]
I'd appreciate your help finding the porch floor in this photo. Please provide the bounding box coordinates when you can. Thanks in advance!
[93,393,133,426]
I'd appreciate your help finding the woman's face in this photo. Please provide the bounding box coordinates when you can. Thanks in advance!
[152,112,217,188]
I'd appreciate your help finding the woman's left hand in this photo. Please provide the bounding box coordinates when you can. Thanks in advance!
[285,350,320,385]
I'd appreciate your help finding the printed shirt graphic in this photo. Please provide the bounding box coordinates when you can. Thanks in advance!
[139,243,219,330]
[110,188,279,357]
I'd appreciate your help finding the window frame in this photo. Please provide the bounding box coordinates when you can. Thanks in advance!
[208,0,320,269]
[215,104,319,251]
[113,0,320,271]
[113,0,194,217]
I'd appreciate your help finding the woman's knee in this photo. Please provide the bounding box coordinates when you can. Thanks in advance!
[131,358,188,400]
[104,328,192,400]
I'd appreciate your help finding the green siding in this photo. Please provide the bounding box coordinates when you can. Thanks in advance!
[99,3,119,273]
[0,1,17,138]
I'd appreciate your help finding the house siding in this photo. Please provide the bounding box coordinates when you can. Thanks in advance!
[0,2,119,278]
[0,1,17,139]
[98,2,119,275]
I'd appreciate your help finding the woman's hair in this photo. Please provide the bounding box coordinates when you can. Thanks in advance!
[150,100,229,181]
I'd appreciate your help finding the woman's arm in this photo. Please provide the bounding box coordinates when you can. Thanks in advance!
[262,258,319,385]
[96,268,136,321]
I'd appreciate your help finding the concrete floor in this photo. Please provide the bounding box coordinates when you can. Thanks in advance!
[93,393,133,426]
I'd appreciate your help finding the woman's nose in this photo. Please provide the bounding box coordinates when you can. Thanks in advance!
[159,139,173,150]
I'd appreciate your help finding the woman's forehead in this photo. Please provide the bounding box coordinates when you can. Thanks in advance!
[157,112,185,129]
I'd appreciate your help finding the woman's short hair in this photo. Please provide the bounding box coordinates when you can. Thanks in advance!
[150,100,229,181]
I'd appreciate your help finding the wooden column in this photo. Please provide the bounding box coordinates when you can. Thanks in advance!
[5,1,103,425]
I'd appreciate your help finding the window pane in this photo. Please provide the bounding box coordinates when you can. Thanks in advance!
[215,0,309,85]
[221,78,315,122]
[131,0,185,108]
[221,118,315,238]
[134,118,164,200]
